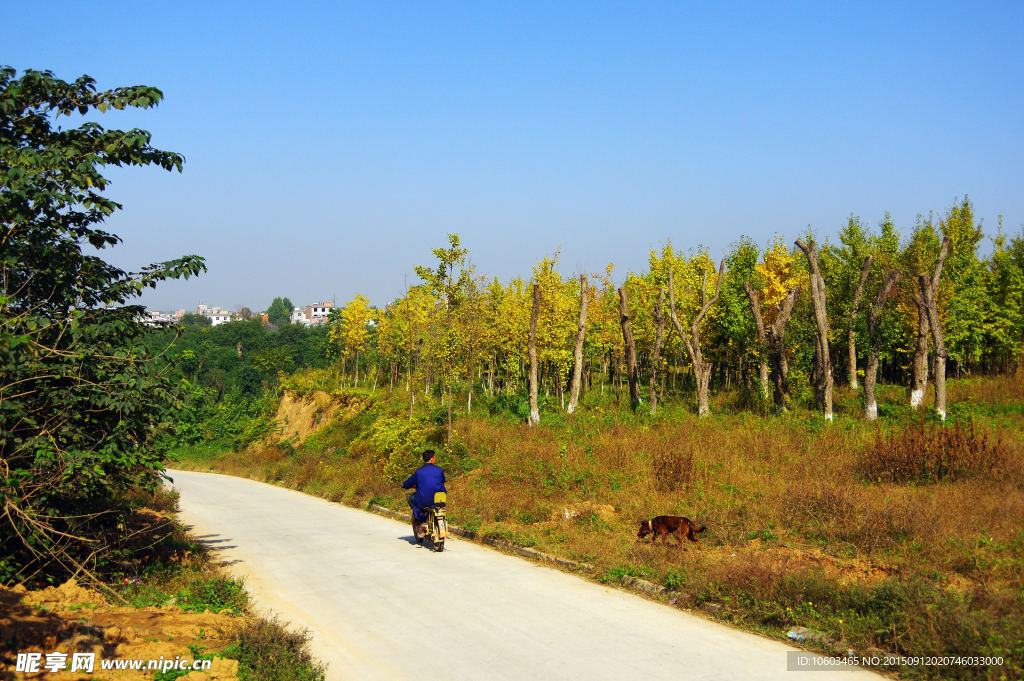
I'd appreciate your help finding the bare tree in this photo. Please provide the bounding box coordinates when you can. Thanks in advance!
[916,237,951,419]
[527,284,541,425]
[795,239,834,420]
[864,271,901,420]
[566,274,589,414]
[744,283,801,410]
[668,260,725,417]
[847,255,873,389]
[617,286,642,408]
[648,286,666,414]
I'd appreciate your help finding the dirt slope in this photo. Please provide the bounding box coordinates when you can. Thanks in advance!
[1,580,239,680]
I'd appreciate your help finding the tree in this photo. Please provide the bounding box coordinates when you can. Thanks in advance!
[181,312,212,327]
[617,286,641,408]
[527,284,541,425]
[267,297,294,327]
[669,259,725,417]
[648,286,666,414]
[821,216,873,389]
[744,282,802,410]
[903,219,941,408]
[337,293,372,386]
[0,67,205,582]
[741,237,803,404]
[986,223,1024,370]
[864,271,901,420]
[239,306,253,320]
[566,275,589,414]
[916,237,951,418]
[846,255,873,390]
[415,234,470,442]
[795,238,834,420]
[939,198,987,374]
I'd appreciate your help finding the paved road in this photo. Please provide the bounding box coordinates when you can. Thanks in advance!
[169,470,881,681]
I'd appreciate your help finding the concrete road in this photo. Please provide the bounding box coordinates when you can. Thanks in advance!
[169,470,881,681]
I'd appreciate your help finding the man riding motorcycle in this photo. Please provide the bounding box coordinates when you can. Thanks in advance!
[401,449,447,542]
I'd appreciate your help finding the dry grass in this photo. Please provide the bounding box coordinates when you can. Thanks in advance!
[173,374,1024,678]
[859,421,1012,484]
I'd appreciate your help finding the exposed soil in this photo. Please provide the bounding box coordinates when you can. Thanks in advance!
[275,391,340,442]
[1,580,240,680]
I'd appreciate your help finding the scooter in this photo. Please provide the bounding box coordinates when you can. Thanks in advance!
[413,491,448,552]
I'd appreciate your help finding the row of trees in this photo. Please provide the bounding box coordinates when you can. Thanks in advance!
[320,205,1022,436]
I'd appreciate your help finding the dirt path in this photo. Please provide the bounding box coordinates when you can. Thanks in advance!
[169,470,882,681]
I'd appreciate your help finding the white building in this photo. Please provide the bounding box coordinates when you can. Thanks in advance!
[304,301,334,325]
[195,301,235,326]
[290,307,305,325]
[208,314,233,326]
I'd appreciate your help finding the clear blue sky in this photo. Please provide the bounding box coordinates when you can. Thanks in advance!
[4,1,1022,312]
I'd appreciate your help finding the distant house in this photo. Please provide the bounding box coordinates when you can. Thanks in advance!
[195,301,235,326]
[304,301,334,325]
[290,307,305,325]
[208,314,233,326]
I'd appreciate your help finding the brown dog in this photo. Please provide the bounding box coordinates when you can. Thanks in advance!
[637,516,705,548]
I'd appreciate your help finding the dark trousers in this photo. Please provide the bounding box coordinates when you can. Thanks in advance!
[408,493,426,522]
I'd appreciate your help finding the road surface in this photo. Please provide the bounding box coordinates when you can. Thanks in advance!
[169,469,881,680]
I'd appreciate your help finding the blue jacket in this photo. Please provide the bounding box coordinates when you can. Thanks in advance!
[402,463,447,511]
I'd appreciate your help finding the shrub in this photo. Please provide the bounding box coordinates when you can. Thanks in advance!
[858,421,1009,484]
[236,616,326,681]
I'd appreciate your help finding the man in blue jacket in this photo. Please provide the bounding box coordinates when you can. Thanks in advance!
[402,450,446,540]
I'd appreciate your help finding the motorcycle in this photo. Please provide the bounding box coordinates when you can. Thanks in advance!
[413,491,448,552]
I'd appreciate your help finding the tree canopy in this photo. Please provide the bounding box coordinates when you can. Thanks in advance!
[0,67,204,583]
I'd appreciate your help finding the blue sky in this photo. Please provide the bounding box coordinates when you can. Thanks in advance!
[3,1,1022,311]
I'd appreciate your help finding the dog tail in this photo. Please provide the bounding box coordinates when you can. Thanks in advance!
[693,524,707,534]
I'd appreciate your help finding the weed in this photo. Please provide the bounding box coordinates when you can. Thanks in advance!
[858,421,1010,484]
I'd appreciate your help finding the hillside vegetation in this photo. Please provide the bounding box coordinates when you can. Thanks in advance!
[174,370,1024,680]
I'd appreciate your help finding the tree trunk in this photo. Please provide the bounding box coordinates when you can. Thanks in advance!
[910,301,930,409]
[918,237,951,419]
[669,261,725,417]
[648,287,666,414]
[769,287,801,410]
[848,255,873,390]
[865,271,901,420]
[567,274,589,414]
[795,239,834,420]
[617,287,642,408]
[354,348,360,387]
[742,281,771,400]
[527,283,541,425]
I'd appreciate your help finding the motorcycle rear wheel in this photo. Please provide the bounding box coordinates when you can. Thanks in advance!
[434,540,444,553]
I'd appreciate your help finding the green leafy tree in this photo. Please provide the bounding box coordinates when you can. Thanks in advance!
[985,221,1024,369]
[415,233,470,442]
[938,197,988,374]
[181,312,212,326]
[0,67,205,583]
[267,297,294,327]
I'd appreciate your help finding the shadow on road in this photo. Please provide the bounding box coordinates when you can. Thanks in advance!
[185,529,242,566]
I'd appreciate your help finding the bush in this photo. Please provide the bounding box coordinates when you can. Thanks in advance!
[858,421,1009,484]
[236,616,326,681]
